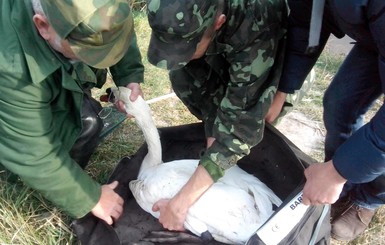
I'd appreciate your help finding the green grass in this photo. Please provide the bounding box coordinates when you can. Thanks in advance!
[1,12,384,245]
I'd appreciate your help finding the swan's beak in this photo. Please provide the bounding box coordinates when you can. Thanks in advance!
[110,87,122,103]
[100,87,116,103]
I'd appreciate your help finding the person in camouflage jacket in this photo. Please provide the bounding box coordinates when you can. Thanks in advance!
[0,0,144,225]
[146,0,287,231]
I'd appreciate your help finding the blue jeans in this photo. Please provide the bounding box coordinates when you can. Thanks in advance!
[323,44,385,210]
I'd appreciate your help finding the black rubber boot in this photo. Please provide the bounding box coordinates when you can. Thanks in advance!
[70,93,104,169]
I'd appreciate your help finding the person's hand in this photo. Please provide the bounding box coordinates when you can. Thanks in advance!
[265,91,287,123]
[127,82,144,101]
[91,181,124,225]
[115,82,143,117]
[302,160,347,206]
[152,198,187,231]
[152,166,213,231]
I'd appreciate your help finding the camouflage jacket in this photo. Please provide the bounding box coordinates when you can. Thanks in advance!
[197,0,288,180]
[0,0,143,218]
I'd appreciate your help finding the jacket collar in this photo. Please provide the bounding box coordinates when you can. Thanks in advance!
[12,0,63,84]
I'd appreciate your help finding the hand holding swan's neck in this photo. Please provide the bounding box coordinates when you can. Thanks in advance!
[111,87,162,172]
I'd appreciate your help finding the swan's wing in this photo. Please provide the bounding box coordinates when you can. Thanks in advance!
[220,166,282,220]
[129,160,199,218]
[187,183,263,245]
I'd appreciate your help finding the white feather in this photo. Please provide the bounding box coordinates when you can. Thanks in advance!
[112,87,282,244]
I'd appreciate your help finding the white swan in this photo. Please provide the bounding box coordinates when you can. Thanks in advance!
[112,86,282,244]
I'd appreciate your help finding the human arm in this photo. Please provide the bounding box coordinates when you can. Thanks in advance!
[151,0,279,229]
[150,137,215,230]
[328,3,385,184]
[302,105,385,205]
[299,1,385,205]
[199,1,288,182]
[331,105,385,183]
[152,165,214,231]
[265,91,287,123]
[0,71,103,218]
[0,73,127,224]
[266,0,337,123]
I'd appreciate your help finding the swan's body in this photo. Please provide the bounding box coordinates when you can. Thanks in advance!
[112,87,282,244]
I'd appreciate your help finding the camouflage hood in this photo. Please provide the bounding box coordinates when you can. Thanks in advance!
[147,0,218,70]
[40,0,134,68]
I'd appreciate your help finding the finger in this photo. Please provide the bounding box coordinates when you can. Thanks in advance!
[128,86,139,101]
[105,215,113,225]
[116,196,124,205]
[303,169,309,180]
[167,223,185,232]
[130,93,138,102]
[114,203,124,215]
[109,181,119,189]
[152,202,160,212]
[111,209,122,221]
[302,196,311,206]
[116,101,127,114]
[173,225,186,232]
[115,100,122,109]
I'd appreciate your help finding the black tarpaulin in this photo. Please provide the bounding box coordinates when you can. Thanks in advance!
[72,123,330,245]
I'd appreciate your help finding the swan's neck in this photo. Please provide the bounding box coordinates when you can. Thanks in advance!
[134,110,162,173]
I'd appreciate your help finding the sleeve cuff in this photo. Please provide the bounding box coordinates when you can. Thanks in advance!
[333,119,385,183]
[199,156,225,182]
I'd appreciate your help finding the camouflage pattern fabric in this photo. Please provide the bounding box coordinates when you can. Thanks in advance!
[163,0,288,181]
[40,0,134,68]
[147,0,218,70]
[273,68,317,125]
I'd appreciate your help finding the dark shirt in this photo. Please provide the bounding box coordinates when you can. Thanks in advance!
[279,0,385,183]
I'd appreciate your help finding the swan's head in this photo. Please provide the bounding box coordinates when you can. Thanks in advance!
[110,86,151,117]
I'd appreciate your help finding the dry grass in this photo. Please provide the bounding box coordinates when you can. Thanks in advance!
[1,11,384,245]
[0,180,75,244]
